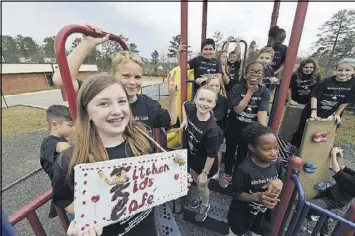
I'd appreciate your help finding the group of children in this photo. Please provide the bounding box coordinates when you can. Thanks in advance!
[38,22,355,236]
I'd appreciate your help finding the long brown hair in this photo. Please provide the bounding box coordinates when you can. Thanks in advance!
[295,58,320,81]
[66,74,151,178]
[205,74,227,98]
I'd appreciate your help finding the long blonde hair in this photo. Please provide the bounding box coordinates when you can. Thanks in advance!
[66,73,151,178]
[109,51,144,76]
[205,74,227,98]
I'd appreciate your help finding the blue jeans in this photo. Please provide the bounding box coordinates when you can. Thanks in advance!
[66,212,74,222]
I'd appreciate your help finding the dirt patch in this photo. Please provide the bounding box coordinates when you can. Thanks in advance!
[2,106,47,137]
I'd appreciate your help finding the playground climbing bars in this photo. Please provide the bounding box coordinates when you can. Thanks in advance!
[54,24,129,120]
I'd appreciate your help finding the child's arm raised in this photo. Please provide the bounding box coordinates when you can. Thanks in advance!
[53,23,109,92]
[167,72,178,126]
[181,101,189,129]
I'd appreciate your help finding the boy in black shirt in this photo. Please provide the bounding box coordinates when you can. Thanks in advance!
[178,38,222,95]
[308,147,355,236]
[40,105,73,182]
[227,122,284,236]
[40,105,73,219]
[223,36,242,90]
[291,59,355,147]
[256,47,278,90]
[181,85,223,222]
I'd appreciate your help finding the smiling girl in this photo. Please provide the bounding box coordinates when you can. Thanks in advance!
[53,23,178,135]
[181,85,223,222]
[287,58,321,106]
[291,58,355,148]
[220,61,271,189]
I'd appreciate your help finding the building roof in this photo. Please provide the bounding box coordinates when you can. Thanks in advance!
[1,63,97,74]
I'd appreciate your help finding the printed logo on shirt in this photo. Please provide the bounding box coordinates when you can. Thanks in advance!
[319,86,352,111]
[133,116,149,121]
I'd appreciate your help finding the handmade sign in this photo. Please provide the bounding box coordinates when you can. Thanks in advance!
[73,149,188,232]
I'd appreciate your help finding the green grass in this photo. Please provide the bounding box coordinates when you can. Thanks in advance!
[2,106,47,137]
[335,110,355,145]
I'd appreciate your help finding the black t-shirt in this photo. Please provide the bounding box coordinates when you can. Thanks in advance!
[40,135,68,182]
[228,84,270,125]
[310,76,355,117]
[227,60,241,90]
[269,44,288,72]
[290,73,321,105]
[130,94,171,134]
[52,142,156,236]
[321,167,355,208]
[262,66,275,89]
[188,56,222,93]
[228,157,284,235]
[184,101,223,177]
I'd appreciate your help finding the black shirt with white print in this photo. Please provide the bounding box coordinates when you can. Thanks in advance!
[228,84,270,125]
[262,65,275,90]
[188,56,222,94]
[310,76,355,117]
[52,142,156,236]
[130,94,171,135]
[269,44,288,72]
[228,157,284,236]
[290,73,321,105]
[184,101,223,178]
[227,60,241,90]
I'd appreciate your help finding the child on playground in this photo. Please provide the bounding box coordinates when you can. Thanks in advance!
[223,36,242,90]
[220,61,270,188]
[205,74,229,178]
[267,26,288,76]
[40,105,73,182]
[291,58,355,148]
[181,85,223,222]
[178,38,222,95]
[308,147,355,236]
[216,50,232,90]
[256,47,278,90]
[227,122,284,236]
[52,74,193,236]
[287,58,321,106]
[53,23,178,135]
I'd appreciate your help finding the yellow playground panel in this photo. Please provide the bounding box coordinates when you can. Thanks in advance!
[167,66,194,148]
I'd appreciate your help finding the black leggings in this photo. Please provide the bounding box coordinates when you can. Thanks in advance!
[224,121,249,176]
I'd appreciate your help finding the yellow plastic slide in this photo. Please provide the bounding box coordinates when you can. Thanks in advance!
[166,66,194,148]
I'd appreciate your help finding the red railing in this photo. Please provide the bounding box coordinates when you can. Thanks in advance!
[9,189,70,235]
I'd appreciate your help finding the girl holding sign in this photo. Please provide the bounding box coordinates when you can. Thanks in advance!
[53,23,178,135]
[52,74,192,236]
[181,85,223,222]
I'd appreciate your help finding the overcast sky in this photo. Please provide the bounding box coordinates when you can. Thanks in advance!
[2,1,355,59]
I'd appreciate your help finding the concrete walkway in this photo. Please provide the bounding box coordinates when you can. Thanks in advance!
[2,80,165,109]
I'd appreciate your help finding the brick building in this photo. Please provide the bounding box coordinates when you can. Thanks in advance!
[1,63,97,94]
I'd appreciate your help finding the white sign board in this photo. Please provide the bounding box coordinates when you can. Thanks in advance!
[73,149,188,232]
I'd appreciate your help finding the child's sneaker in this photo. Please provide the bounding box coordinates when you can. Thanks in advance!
[219,174,232,188]
[195,203,210,222]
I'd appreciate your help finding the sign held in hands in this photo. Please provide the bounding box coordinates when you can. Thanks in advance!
[73,149,188,232]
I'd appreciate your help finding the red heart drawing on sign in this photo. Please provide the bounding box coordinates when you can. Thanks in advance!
[174,174,179,180]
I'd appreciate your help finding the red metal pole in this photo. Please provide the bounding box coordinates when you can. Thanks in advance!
[181,0,188,105]
[201,0,207,44]
[26,212,46,236]
[340,203,355,236]
[270,0,309,134]
[55,25,129,120]
[271,156,303,236]
[267,0,281,45]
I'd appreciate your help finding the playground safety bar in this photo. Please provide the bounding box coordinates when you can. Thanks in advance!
[54,24,129,120]
[221,39,248,76]
[9,189,70,236]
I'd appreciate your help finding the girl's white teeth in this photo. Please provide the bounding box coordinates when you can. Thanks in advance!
[108,118,123,123]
